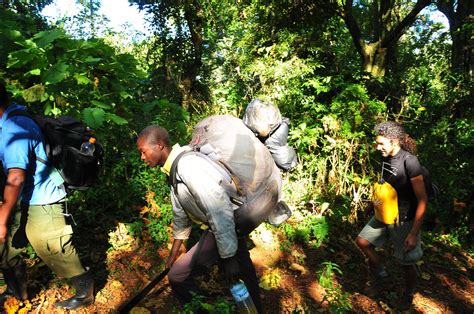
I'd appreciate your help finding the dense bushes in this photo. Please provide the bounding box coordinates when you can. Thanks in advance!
[0,2,471,250]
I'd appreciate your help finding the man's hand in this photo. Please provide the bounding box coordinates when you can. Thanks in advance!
[404,232,417,252]
[165,253,178,269]
[223,255,240,284]
[166,238,184,269]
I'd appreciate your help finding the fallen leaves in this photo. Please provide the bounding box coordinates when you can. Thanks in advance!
[289,262,308,275]
[3,297,32,314]
[259,268,282,290]
[108,223,139,251]
[3,297,20,314]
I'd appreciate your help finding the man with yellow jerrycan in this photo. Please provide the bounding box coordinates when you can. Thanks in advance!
[355,121,428,312]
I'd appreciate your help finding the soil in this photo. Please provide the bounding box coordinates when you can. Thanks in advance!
[1,219,473,314]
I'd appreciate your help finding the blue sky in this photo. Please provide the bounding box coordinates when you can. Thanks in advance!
[41,0,151,36]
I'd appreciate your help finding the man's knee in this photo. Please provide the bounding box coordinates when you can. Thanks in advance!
[167,263,188,288]
[355,236,370,249]
[167,267,179,287]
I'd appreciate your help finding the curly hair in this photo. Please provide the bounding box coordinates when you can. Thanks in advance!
[374,121,417,155]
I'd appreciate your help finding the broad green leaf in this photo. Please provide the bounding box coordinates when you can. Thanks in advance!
[82,108,106,129]
[43,63,69,84]
[43,103,53,115]
[157,99,170,106]
[7,30,22,39]
[51,107,62,116]
[26,68,41,76]
[201,303,213,311]
[22,84,45,103]
[79,41,98,49]
[91,100,111,109]
[40,92,49,102]
[119,91,132,99]
[20,39,37,49]
[84,56,102,63]
[7,49,34,68]
[34,30,66,48]
[74,73,91,85]
[105,112,128,125]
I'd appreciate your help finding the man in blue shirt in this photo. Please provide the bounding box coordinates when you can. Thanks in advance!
[0,81,93,309]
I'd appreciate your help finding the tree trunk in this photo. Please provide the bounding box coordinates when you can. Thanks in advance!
[178,0,203,111]
[361,42,388,77]
[340,0,431,77]
[437,0,473,78]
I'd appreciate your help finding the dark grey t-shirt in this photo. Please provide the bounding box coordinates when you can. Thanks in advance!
[382,149,422,221]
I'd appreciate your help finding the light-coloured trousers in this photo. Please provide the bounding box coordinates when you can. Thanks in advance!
[0,202,85,278]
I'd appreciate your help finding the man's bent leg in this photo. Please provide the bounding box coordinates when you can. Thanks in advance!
[25,203,94,309]
[356,217,389,277]
[236,237,263,314]
[168,231,219,304]
[25,203,85,278]
[0,209,28,303]
[0,209,25,268]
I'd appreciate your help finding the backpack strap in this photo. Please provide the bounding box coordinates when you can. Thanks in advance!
[6,109,34,125]
[167,150,190,193]
[167,150,244,201]
[6,110,49,165]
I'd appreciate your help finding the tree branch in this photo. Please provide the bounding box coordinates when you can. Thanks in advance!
[341,0,366,58]
[436,0,454,19]
[382,0,432,47]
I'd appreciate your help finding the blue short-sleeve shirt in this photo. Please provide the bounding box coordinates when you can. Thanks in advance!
[0,104,66,205]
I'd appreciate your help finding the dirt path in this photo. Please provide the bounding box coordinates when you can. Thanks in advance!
[1,221,473,313]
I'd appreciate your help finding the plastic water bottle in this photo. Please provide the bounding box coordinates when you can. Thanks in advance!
[80,137,96,155]
[230,280,258,314]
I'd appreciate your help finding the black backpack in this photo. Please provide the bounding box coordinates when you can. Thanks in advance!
[7,110,103,190]
[403,159,439,201]
[420,166,439,200]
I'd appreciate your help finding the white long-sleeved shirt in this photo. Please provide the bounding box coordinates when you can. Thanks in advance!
[167,147,242,258]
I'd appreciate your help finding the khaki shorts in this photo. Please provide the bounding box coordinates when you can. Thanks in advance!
[358,217,422,265]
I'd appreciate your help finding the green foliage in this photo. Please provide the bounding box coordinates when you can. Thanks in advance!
[318,262,352,313]
[1,9,146,129]
[427,226,474,256]
[2,0,470,270]
[282,216,329,249]
[146,204,173,245]
[126,220,145,238]
[178,294,233,314]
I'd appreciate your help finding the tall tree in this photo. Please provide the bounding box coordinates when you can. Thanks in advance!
[69,0,109,39]
[333,0,432,77]
[436,0,473,78]
[132,0,205,110]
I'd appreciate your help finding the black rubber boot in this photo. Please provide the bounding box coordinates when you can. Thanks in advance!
[0,264,28,303]
[55,270,94,310]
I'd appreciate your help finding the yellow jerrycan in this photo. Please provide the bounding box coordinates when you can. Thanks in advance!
[372,179,399,224]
